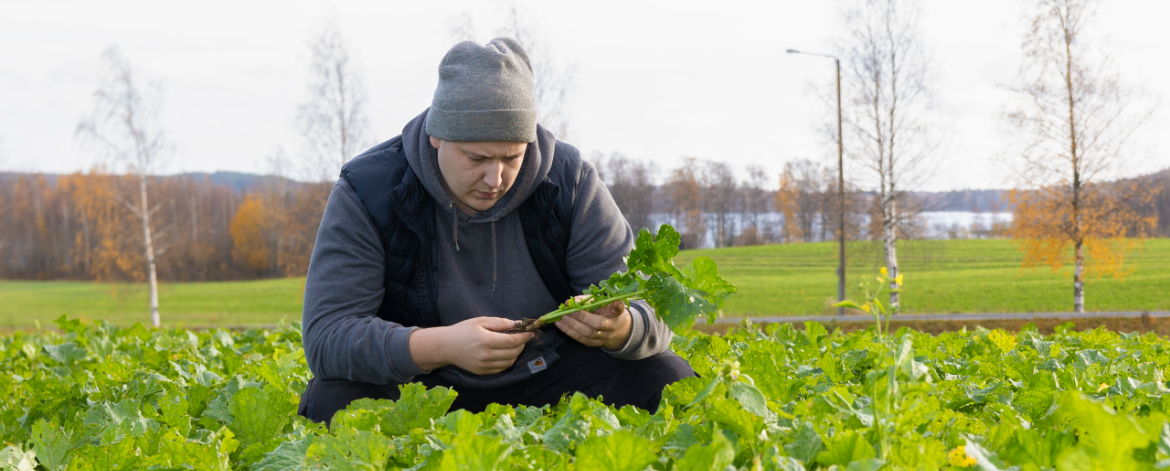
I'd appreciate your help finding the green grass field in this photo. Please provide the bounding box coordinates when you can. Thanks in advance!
[676,238,1170,316]
[2,238,1168,328]
[0,278,305,329]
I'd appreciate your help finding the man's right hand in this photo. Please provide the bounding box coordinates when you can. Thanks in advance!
[408,317,535,375]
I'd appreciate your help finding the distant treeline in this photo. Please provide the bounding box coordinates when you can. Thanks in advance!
[592,156,1023,248]
[0,171,329,282]
[1,162,1166,282]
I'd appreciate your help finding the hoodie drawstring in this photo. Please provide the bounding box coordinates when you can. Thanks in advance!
[449,202,497,292]
[491,220,497,292]
[450,203,460,251]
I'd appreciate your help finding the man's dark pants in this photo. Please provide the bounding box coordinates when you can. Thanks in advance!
[298,339,695,425]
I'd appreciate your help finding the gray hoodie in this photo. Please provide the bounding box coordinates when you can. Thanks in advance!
[301,110,673,389]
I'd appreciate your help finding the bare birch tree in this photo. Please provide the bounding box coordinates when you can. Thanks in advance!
[76,47,170,327]
[702,161,739,248]
[839,0,942,312]
[449,4,577,139]
[666,158,706,249]
[740,164,770,244]
[1003,0,1158,313]
[594,152,657,232]
[298,17,370,182]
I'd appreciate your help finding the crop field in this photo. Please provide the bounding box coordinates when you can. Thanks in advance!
[3,316,1170,470]
[2,238,1168,329]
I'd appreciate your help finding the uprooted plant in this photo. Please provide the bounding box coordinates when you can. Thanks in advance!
[509,224,737,335]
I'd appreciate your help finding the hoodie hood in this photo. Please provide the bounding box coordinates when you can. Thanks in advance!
[402,108,555,224]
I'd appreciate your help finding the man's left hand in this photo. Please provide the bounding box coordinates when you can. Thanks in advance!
[554,295,632,350]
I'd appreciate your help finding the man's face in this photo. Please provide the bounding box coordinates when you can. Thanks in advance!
[431,137,527,213]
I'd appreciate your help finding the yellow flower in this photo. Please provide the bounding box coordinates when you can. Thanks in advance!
[948,446,977,468]
[880,267,888,277]
[1098,383,1110,392]
[895,274,903,286]
[862,304,871,313]
[988,330,1017,352]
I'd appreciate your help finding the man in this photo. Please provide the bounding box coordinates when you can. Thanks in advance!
[298,38,694,424]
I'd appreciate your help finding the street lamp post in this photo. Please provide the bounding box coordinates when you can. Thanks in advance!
[787,49,846,316]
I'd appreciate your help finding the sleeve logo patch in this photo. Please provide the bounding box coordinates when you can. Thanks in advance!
[527,356,548,374]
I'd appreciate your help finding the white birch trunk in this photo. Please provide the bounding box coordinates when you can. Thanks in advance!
[883,196,900,313]
[138,175,160,327]
[1073,240,1084,314]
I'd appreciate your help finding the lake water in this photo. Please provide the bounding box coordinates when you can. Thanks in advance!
[642,211,1013,248]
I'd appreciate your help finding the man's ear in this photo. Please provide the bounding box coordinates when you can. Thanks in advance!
[429,136,442,149]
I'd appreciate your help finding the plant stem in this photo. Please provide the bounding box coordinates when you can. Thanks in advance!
[538,290,646,324]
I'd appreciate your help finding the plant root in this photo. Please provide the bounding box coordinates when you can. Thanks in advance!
[506,318,545,334]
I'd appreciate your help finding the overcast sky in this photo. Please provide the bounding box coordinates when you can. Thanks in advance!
[1,0,1166,191]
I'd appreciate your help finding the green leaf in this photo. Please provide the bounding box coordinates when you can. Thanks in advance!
[335,383,457,437]
[894,335,930,383]
[1158,422,1170,457]
[254,348,304,389]
[709,394,762,440]
[961,439,1007,471]
[672,432,734,471]
[844,458,886,471]
[228,386,297,452]
[1013,387,1057,422]
[29,420,70,471]
[688,256,737,313]
[803,321,828,345]
[83,399,155,445]
[832,300,866,311]
[59,439,139,471]
[573,430,657,471]
[43,342,87,364]
[439,430,512,471]
[784,421,823,464]
[157,389,192,438]
[387,383,459,435]
[145,427,233,471]
[1054,392,1156,469]
[686,377,721,408]
[816,430,876,466]
[626,225,682,277]
[542,393,617,453]
[307,426,393,471]
[0,445,37,471]
[729,381,769,418]
[251,436,314,471]
[202,375,263,428]
[763,446,808,471]
[646,272,714,333]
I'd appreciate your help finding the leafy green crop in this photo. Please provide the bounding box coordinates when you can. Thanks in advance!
[537,225,737,333]
[7,313,1170,469]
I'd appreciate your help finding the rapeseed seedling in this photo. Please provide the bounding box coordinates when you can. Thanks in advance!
[4,289,1170,468]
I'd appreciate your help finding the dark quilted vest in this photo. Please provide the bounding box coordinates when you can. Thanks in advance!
[339,136,582,328]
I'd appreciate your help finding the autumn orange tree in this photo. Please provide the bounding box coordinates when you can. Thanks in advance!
[1004,0,1158,313]
[67,170,144,282]
[774,170,801,243]
[775,159,827,243]
[230,194,277,274]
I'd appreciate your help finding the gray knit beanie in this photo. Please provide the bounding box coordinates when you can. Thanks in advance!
[425,37,537,143]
